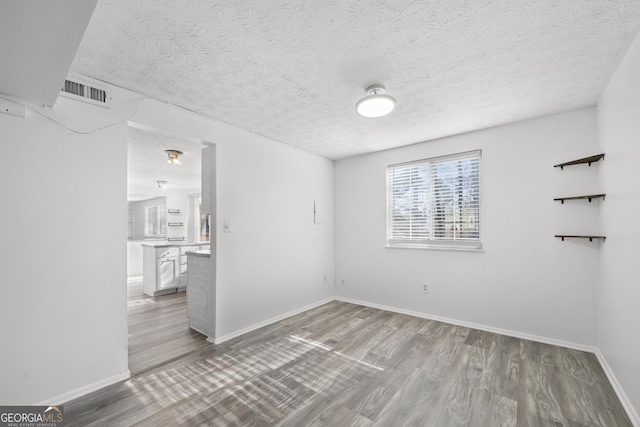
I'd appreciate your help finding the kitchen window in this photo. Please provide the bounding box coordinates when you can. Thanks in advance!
[386,150,482,250]
[144,204,166,238]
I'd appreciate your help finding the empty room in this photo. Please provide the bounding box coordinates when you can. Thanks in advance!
[1,1,639,426]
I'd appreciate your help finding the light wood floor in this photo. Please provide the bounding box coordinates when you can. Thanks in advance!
[66,300,631,426]
[127,279,210,375]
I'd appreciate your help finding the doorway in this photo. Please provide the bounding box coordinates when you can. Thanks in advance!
[126,124,211,375]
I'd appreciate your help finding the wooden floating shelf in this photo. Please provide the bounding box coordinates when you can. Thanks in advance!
[555,235,606,242]
[554,153,604,170]
[167,209,181,214]
[554,194,606,204]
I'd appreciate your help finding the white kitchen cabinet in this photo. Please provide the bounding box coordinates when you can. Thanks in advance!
[158,257,177,289]
[142,243,209,296]
[143,246,179,296]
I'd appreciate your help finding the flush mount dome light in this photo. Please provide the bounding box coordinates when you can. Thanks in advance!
[165,149,183,166]
[356,85,396,118]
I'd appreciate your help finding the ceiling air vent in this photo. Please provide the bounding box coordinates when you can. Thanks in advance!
[60,78,111,107]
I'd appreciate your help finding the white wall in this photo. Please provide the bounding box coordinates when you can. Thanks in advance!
[127,190,193,277]
[128,189,196,241]
[597,30,640,423]
[130,99,335,342]
[0,95,132,404]
[162,189,191,241]
[127,241,144,277]
[0,86,334,403]
[129,197,166,240]
[335,108,601,347]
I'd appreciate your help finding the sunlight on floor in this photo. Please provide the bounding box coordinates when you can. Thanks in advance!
[125,332,384,421]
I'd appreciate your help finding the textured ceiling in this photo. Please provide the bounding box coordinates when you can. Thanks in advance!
[128,126,203,197]
[73,0,640,159]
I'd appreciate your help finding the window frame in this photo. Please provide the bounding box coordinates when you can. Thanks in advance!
[386,149,482,251]
[144,203,167,238]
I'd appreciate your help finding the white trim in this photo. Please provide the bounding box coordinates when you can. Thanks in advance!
[36,371,131,405]
[388,149,482,168]
[214,297,335,345]
[336,296,597,353]
[385,243,484,252]
[594,349,640,427]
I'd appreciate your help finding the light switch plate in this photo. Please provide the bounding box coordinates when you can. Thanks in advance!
[223,220,231,233]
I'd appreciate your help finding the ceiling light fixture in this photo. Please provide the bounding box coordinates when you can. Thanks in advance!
[156,180,168,189]
[165,149,183,166]
[356,85,396,118]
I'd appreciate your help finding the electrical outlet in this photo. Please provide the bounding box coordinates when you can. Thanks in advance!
[341,278,346,286]
[323,275,327,283]
[422,282,429,294]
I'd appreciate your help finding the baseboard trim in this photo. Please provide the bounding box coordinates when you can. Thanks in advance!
[594,349,640,427]
[336,296,597,353]
[36,371,131,405]
[214,297,335,345]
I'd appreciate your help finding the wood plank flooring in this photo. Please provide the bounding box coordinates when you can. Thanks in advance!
[127,278,210,375]
[65,300,631,426]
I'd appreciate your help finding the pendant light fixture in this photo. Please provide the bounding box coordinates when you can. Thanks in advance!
[356,85,396,118]
[165,149,183,166]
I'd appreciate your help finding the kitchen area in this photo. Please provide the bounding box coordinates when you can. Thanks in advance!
[129,195,209,296]
[126,125,214,373]
[142,240,209,297]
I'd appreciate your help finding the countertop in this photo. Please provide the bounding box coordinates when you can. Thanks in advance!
[140,241,211,248]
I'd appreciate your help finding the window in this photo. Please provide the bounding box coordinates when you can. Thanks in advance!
[387,150,481,250]
[144,204,166,238]
[186,194,204,242]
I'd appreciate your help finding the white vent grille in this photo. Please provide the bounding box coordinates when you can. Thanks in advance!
[60,79,111,107]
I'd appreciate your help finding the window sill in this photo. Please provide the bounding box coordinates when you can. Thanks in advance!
[385,243,484,252]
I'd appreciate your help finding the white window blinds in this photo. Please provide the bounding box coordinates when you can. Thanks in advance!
[387,150,481,250]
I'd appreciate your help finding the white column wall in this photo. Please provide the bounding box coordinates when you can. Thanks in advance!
[597,30,640,424]
[0,100,129,404]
